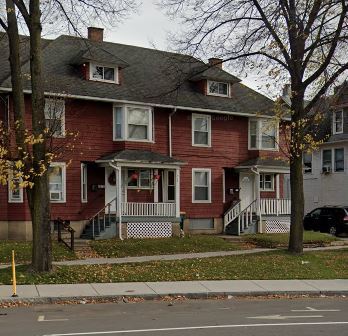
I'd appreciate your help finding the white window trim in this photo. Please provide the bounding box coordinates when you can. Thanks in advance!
[127,168,154,190]
[81,163,88,203]
[248,118,279,151]
[8,169,23,203]
[113,104,154,143]
[192,113,211,147]
[260,173,275,191]
[321,148,345,173]
[207,80,230,97]
[333,110,343,135]
[49,162,66,203]
[303,152,313,174]
[44,98,65,138]
[89,63,119,84]
[192,168,212,203]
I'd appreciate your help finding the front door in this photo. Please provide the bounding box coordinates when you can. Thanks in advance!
[239,172,254,210]
[163,170,176,202]
[105,166,117,212]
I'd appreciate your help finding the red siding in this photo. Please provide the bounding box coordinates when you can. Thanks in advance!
[3,94,288,222]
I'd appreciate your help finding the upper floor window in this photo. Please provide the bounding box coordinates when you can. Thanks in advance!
[192,114,211,147]
[48,163,66,202]
[113,105,153,142]
[249,118,278,150]
[44,98,65,137]
[207,80,229,97]
[333,110,343,134]
[303,152,312,174]
[90,63,118,83]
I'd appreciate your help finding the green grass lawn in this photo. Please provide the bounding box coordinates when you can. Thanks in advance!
[244,231,338,248]
[0,249,346,285]
[90,236,245,258]
[0,241,76,264]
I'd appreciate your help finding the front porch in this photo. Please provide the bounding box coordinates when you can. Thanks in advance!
[223,157,291,235]
[82,150,185,239]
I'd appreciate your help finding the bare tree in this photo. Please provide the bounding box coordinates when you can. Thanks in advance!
[159,0,348,253]
[0,0,138,272]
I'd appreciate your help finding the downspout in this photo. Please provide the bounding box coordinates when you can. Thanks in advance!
[251,165,262,233]
[109,162,123,240]
[169,108,177,157]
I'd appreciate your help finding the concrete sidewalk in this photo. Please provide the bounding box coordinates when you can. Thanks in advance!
[1,280,348,303]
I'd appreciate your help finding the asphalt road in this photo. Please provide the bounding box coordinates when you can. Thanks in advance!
[0,297,347,336]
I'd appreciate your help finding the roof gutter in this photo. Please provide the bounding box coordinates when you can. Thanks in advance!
[0,87,290,120]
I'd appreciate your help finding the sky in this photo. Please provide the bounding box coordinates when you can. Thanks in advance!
[102,1,264,93]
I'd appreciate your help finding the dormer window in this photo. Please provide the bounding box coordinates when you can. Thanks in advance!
[333,110,343,134]
[90,63,118,83]
[207,80,229,97]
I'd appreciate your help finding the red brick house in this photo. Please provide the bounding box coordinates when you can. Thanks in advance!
[0,28,290,240]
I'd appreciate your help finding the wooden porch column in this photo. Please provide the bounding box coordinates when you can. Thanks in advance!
[154,169,159,203]
[254,172,262,233]
[175,168,180,218]
[276,174,280,199]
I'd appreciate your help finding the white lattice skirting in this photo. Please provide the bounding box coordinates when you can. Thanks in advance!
[265,217,291,233]
[126,222,173,239]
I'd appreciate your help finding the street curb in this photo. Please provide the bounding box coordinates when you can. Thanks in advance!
[1,291,347,306]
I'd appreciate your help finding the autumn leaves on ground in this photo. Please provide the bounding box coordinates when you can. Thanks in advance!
[0,234,346,285]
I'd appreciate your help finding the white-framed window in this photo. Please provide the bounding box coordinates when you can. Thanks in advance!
[8,169,23,203]
[322,149,332,172]
[192,113,211,147]
[113,105,153,142]
[248,118,278,150]
[207,80,229,97]
[303,152,312,174]
[192,168,211,203]
[44,98,65,137]
[165,170,176,202]
[333,110,343,134]
[81,163,88,203]
[260,174,274,191]
[334,148,344,172]
[127,169,153,189]
[48,162,66,202]
[90,63,118,83]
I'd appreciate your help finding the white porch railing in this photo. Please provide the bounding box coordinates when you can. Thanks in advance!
[121,202,176,217]
[260,198,291,216]
[224,201,241,227]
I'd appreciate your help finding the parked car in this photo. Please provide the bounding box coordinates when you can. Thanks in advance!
[303,206,348,236]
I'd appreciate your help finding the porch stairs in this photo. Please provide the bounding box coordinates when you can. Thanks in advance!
[80,198,118,240]
[224,200,258,235]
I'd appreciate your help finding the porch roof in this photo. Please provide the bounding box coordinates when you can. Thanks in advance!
[96,149,185,166]
[234,157,289,172]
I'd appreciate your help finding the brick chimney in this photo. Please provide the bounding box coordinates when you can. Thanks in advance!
[88,27,104,42]
[208,57,223,69]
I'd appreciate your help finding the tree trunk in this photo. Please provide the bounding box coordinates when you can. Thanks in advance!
[288,87,305,254]
[6,0,26,146]
[27,0,52,272]
[288,154,304,253]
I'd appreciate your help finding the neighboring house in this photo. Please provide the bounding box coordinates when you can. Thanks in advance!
[0,27,290,240]
[303,83,348,214]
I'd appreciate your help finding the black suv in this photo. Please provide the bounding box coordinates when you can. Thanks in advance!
[303,206,348,236]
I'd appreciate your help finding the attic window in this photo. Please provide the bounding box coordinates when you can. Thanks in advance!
[207,80,229,97]
[90,63,118,83]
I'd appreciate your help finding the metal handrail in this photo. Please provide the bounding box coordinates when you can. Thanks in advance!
[56,218,75,251]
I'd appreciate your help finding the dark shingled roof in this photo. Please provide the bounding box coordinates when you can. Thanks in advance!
[236,157,289,168]
[0,33,275,117]
[98,150,185,165]
[0,31,51,84]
